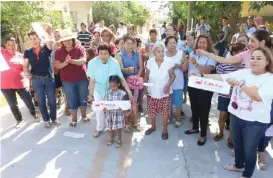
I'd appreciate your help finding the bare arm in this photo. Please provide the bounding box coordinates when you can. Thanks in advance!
[240,85,262,101]
[116,53,132,73]
[181,52,188,71]
[69,57,87,66]
[23,58,31,79]
[196,49,241,64]
[120,77,133,98]
[54,60,69,69]
[231,36,236,44]
[195,64,214,74]
[167,68,176,87]
[138,54,143,76]
[89,78,95,98]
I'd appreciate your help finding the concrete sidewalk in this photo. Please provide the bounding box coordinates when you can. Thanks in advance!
[0,95,272,178]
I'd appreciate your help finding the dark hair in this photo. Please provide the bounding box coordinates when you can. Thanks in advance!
[252,30,273,49]
[80,23,86,27]
[230,43,246,56]
[123,34,136,43]
[97,43,111,54]
[253,47,273,73]
[114,37,123,46]
[61,39,76,47]
[135,37,141,47]
[222,16,229,20]
[86,48,96,60]
[28,31,38,37]
[165,35,178,47]
[149,29,157,36]
[2,37,16,48]
[200,16,206,20]
[119,22,124,26]
[109,75,121,87]
[193,35,214,53]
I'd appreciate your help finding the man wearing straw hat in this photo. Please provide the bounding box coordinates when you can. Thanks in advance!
[54,29,90,127]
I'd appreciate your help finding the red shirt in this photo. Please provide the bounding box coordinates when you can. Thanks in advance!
[55,44,88,82]
[0,48,28,89]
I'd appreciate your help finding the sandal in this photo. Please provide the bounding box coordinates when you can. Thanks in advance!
[162,132,168,140]
[44,121,51,128]
[214,134,223,141]
[123,125,130,133]
[93,130,101,138]
[52,120,61,126]
[69,121,77,128]
[107,138,114,146]
[223,164,244,172]
[167,119,172,124]
[133,123,141,132]
[82,117,91,123]
[258,162,267,170]
[32,114,41,122]
[145,128,156,135]
[116,141,122,148]
[138,106,144,113]
[185,129,199,135]
[174,121,182,128]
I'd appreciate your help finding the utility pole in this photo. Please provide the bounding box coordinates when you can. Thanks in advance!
[187,1,194,31]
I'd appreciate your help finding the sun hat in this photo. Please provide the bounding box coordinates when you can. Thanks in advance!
[57,29,77,42]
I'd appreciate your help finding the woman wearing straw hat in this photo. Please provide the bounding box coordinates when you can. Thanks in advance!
[54,29,90,127]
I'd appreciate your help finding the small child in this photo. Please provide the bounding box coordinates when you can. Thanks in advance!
[104,75,127,148]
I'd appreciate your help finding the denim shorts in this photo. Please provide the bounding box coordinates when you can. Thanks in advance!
[62,80,89,111]
[217,96,230,112]
[171,89,183,108]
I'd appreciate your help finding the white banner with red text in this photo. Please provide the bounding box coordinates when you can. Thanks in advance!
[92,101,131,111]
[188,76,231,94]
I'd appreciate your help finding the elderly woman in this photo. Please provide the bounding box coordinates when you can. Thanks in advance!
[144,44,175,140]
[54,29,89,127]
[192,47,273,178]
[1,37,40,126]
[116,35,143,132]
[101,28,117,57]
[87,43,133,138]
[183,35,216,146]
[164,35,186,127]
[24,31,59,128]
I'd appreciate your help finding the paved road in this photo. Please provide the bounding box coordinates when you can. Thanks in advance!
[1,95,272,178]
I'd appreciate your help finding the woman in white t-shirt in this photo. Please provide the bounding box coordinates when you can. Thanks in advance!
[144,44,175,140]
[191,47,273,178]
[230,23,251,44]
[164,35,187,128]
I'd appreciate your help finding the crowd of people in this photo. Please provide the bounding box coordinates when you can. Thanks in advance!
[1,15,273,178]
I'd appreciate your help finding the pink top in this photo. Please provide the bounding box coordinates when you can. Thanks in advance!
[0,48,28,89]
[235,50,251,68]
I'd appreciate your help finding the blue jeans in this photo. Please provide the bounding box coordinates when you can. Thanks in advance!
[62,80,89,112]
[32,77,56,122]
[257,101,273,152]
[231,114,268,178]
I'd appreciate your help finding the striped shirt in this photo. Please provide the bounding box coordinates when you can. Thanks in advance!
[216,57,245,98]
[77,31,92,50]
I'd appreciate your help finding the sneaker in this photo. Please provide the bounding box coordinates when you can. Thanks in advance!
[16,119,23,128]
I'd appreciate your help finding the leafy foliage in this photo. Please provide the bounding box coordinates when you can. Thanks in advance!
[249,1,273,12]
[1,1,73,44]
[92,1,150,27]
[169,1,242,39]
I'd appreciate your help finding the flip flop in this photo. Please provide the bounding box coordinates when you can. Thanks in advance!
[116,141,122,148]
[69,121,77,128]
[145,128,156,135]
[223,164,244,172]
[174,121,182,128]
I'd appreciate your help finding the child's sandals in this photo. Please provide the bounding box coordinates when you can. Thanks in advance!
[116,141,122,148]
[107,138,114,146]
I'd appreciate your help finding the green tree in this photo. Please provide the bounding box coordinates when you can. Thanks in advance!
[92,1,150,27]
[1,1,72,51]
[169,1,242,40]
[249,1,273,12]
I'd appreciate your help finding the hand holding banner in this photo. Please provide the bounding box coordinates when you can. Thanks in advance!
[188,76,231,94]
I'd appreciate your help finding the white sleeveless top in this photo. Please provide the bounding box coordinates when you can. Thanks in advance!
[164,50,184,90]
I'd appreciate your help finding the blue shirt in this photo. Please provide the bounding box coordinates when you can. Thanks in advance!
[87,56,124,97]
[120,49,139,79]
[188,51,216,75]
[23,45,53,76]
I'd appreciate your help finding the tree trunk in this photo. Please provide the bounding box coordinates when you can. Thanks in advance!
[229,10,240,39]
[187,1,194,31]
